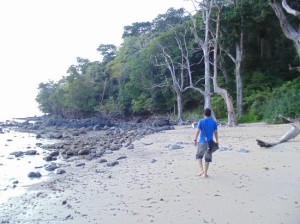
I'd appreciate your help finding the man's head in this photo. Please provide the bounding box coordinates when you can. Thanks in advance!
[204,108,212,117]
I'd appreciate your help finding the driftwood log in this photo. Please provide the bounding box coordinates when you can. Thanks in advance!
[256,115,300,148]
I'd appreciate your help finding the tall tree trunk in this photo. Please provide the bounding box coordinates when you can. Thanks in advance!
[154,42,187,122]
[204,47,211,109]
[235,35,243,118]
[223,31,244,119]
[204,2,212,110]
[213,6,237,126]
[192,0,213,111]
[176,92,183,123]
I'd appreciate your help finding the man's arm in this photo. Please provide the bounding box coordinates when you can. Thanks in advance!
[214,131,219,145]
[194,129,200,146]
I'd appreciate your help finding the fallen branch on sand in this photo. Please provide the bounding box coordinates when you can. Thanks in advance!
[256,115,300,148]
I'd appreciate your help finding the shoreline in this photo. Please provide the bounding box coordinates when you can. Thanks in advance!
[0,123,299,223]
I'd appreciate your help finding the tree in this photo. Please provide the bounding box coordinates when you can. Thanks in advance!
[63,75,98,115]
[220,0,245,118]
[151,19,207,122]
[212,3,237,126]
[36,81,57,114]
[190,0,237,126]
[152,7,190,33]
[269,0,300,72]
[153,36,187,122]
[191,0,214,111]
[85,61,110,106]
[96,44,117,64]
[122,22,152,38]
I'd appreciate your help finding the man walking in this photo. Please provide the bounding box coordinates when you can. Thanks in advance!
[194,108,219,177]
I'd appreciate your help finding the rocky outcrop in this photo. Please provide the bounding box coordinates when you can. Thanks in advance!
[1,115,175,163]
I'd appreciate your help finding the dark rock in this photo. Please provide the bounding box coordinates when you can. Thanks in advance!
[98,159,107,163]
[36,143,43,147]
[43,155,57,162]
[239,148,249,153]
[78,149,90,155]
[110,144,121,151]
[104,150,113,154]
[155,126,174,132]
[150,159,157,163]
[66,150,76,156]
[168,144,184,150]
[25,150,37,155]
[55,169,66,175]
[49,151,59,157]
[86,154,95,160]
[48,132,63,139]
[218,147,232,152]
[28,171,42,178]
[45,163,59,171]
[107,161,119,167]
[117,156,127,160]
[10,151,24,157]
[127,144,134,149]
[152,119,170,127]
[75,162,85,167]
[45,117,111,129]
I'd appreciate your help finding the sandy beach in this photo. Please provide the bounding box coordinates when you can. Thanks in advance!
[0,122,299,224]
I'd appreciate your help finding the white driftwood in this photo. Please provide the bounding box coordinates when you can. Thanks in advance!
[256,115,300,147]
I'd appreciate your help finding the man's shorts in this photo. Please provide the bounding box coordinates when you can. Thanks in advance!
[196,143,212,162]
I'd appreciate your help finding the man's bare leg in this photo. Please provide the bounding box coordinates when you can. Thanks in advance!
[197,159,204,176]
[204,162,209,177]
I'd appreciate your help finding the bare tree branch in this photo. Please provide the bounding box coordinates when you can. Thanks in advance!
[282,0,300,17]
[269,0,300,59]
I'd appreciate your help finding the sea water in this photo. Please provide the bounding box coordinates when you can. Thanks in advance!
[0,126,58,203]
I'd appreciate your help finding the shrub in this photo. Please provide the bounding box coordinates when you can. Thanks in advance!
[263,88,300,123]
[211,95,227,120]
[262,77,300,123]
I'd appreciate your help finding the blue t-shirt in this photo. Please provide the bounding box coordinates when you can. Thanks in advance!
[197,117,218,143]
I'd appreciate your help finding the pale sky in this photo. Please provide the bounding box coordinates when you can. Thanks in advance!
[0,0,195,120]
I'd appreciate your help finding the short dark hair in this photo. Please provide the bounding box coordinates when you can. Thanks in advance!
[204,108,212,117]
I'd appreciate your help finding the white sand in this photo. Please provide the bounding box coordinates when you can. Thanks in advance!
[0,123,299,224]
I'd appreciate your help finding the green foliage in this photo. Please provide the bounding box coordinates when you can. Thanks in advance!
[97,96,120,116]
[36,81,57,114]
[243,90,271,122]
[243,71,278,121]
[262,77,300,123]
[63,76,98,113]
[238,112,261,123]
[131,94,153,113]
[152,7,190,33]
[96,44,116,64]
[244,71,281,93]
[122,22,152,38]
[183,107,203,121]
[48,82,67,115]
[211,95,227,120]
